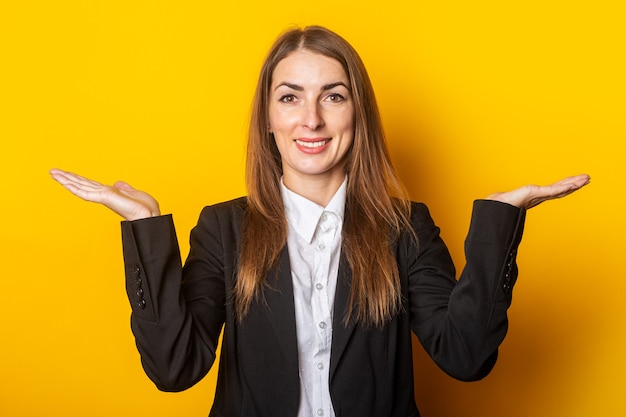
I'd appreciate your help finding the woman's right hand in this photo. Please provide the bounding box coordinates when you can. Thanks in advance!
[49,168,161,221]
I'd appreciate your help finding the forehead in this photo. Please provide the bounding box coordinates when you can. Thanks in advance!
[271,49,348,86]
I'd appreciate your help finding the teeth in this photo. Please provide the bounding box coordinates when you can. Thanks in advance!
[296,139,329,148]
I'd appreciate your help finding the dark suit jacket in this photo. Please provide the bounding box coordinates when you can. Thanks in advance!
[121,198,525,417]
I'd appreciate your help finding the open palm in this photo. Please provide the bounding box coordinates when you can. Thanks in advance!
[50,169,160,221]
[487,174,590,209]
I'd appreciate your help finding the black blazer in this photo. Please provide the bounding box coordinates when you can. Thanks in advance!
[121,198,525,417]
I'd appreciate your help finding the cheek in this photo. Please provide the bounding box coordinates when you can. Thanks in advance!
[340,104,355,128]
[267,105,281,131]
[341,115,356,151]
[338,111,355,138]
[268,106,296,130]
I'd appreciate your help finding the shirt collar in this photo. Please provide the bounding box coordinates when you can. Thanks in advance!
[281,177,347,244]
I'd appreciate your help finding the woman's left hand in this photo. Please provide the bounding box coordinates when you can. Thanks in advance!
[486,174,590,209]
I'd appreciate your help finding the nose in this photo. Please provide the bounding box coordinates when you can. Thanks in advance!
[302,101,324,130]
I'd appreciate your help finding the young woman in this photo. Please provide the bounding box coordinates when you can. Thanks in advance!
[50,26,589,417]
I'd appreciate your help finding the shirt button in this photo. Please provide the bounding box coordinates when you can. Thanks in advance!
[315,283,323,290]
[317,409,324,416]
[317,243,326,251]
[317,362,324,370]
[319,321,327,329]
[321,213,328,222]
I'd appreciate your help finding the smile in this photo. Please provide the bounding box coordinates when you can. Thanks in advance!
[295,139,331,148]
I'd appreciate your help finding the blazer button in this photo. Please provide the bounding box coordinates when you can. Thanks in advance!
[131,266,140,278]
[137,299,147,309]
[136,288,144,298]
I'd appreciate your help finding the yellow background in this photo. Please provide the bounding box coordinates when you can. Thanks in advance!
[1,1,624,416]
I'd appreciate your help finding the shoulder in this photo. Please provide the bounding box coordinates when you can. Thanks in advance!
[407,201,437,231]
[199,197,248,220]
[409,201,430,218]
[190,197,248,238]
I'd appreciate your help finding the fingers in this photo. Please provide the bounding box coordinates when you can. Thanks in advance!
[49,168,110,202]
[50,168,161,220]
[545,174,590,198]
[486,174,590,209]
[525,174,590,209]
[558,174,591,191]
[50,169,100,189]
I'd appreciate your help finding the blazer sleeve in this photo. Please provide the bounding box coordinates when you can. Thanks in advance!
[408,199,526,381]
[121,206,229,392]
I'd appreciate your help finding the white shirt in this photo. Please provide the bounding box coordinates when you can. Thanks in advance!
[281,178,347,417]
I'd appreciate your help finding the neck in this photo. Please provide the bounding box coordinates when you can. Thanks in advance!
[282,172,346,207]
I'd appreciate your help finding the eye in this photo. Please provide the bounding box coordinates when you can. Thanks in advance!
[279,94,297,103]
[325,93,345,103]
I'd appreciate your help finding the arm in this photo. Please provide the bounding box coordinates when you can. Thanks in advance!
[409,174,589,381]
[50,168,227,390]
[121,209,226,391]
[409,200,524,381]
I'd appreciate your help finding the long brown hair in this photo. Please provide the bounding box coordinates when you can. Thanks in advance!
[236,26,414,327]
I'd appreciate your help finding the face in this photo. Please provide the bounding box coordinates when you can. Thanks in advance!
[268,49,355,191]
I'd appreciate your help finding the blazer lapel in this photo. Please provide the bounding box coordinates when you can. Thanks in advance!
[330,255,357,378]
[262,246,299,374]
[262,247,358,380]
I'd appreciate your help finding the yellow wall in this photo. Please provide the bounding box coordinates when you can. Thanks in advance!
[1,1,624,416]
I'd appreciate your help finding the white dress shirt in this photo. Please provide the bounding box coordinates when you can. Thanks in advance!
[281,178,347,417]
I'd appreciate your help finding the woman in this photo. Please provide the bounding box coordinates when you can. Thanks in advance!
[50,26,589,417]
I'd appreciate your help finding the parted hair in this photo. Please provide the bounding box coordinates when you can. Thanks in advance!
[236,25,414,327]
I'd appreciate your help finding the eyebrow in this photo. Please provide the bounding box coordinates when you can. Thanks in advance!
[274,81,350,91]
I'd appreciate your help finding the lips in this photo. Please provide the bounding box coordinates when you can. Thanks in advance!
[295,138,330,147]
[294,138,331,154]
